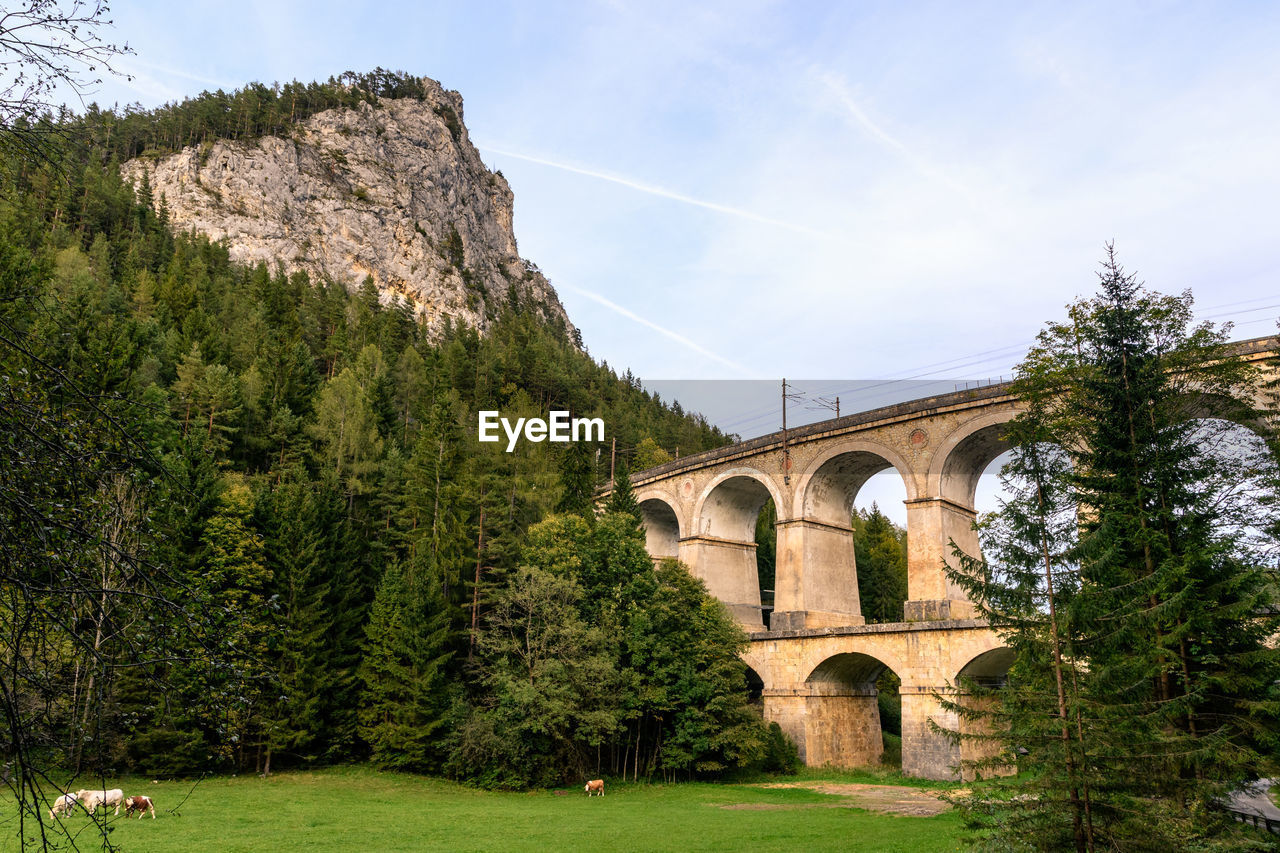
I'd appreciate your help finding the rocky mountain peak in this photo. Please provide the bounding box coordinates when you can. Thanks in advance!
[122,77,575,342]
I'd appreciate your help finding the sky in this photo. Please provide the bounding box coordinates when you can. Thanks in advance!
[40,0,1280,512]
[73,1,1279,379]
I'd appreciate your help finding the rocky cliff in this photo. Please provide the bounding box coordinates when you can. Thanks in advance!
[121,81,574,341]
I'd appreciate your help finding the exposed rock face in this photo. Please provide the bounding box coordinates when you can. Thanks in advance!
[121,82,574,341]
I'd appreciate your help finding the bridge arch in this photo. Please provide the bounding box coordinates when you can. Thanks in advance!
[692,467,785,540]
[806,650,901,688]
[951,645,1016,779]
[930,409,1020,507]
[801,644,907,684]
[683,467,785,631]
[1179,389,1272,438]
[903,407,1020,618]
[781,649,904,767]
[636,490,682,560]
[956,646,1015,688]
[744,664,765,706]
[791,440,918,523]
[742,648,772,691]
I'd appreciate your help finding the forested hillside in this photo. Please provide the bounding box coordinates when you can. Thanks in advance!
[0,81,784,792]
[39,69,448,161]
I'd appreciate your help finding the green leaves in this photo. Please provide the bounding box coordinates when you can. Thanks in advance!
[853,503,908,623]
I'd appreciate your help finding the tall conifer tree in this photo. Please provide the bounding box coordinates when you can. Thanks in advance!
[947,247,1280,852]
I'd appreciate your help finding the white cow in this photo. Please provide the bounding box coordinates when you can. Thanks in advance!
[49,793,78,819]
[76,788,124,815]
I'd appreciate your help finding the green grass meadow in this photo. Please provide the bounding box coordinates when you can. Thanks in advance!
[3,766,965,853]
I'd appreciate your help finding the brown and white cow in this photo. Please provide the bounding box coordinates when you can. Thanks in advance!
[124,795,156,819]
[584,779,604,797]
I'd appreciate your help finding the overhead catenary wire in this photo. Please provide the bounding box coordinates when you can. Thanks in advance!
[692,298,1280,437]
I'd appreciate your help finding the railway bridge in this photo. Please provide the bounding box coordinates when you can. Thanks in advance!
[620,336,1277,779]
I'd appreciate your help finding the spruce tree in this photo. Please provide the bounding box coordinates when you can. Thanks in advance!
[257,480,335,770]
[556,440,597,517]
[605,458,641,524]
[947,247,1280,852]
[852,504,908,623]
[358,557,455,772]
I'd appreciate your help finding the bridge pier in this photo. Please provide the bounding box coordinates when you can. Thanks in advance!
[763,683,883,767]
[903,497,979,620]
[899,685,961,779]
[771,518,864,631]
[677,535,766,631]
[899,685,1012,781]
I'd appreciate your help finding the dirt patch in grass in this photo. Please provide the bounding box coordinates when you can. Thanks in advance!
[727,782,957,816]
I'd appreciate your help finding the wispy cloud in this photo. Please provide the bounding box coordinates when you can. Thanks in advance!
[561,284,757,377]
[816,71,980,207]
[120,57,240,91]
[478,143,833,239]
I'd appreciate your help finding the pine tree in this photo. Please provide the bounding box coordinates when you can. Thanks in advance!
[196,476,276,771]
[946,246,1280,852]
[258,480,335,771]
[852,504,908,623]
[605,458,641,524]
[556,440,597,517]
[358,557,455,771]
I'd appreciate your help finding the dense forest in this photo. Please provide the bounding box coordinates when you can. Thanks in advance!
[0,77,814,792]
[29,69,458,163]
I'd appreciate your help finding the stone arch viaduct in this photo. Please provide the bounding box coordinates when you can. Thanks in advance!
[615,336,1277,780]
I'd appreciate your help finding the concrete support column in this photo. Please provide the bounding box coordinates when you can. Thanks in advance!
[899,685,960,780]
[762,683,883,767]
[771,518,864,631]
[903,497,979,621]
[677,535,765,631]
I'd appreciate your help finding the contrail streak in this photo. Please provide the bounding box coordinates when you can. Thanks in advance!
[562,284,757,377]
[817,72,978,205]
[478,144,833,239]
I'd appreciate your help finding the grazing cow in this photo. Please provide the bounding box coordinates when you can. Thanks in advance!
[584,779,605,797]
[75,788,124,815]
[124,795,156,819]
[49,793,78,820]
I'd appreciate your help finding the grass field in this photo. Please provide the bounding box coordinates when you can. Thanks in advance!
[2,766,965,852]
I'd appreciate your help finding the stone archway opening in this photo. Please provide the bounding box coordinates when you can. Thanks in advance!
[691,474,776,631]
[906,418,1017,620]
[957,647,1015,689]
[973,449,1015,517]
[773,651,903,769]
[953,646,1016,781]
[849,466,909,626]
[744,665,764,710]
[639,497,680,562]
[781,449,910,628]
[941,422,1013,509]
